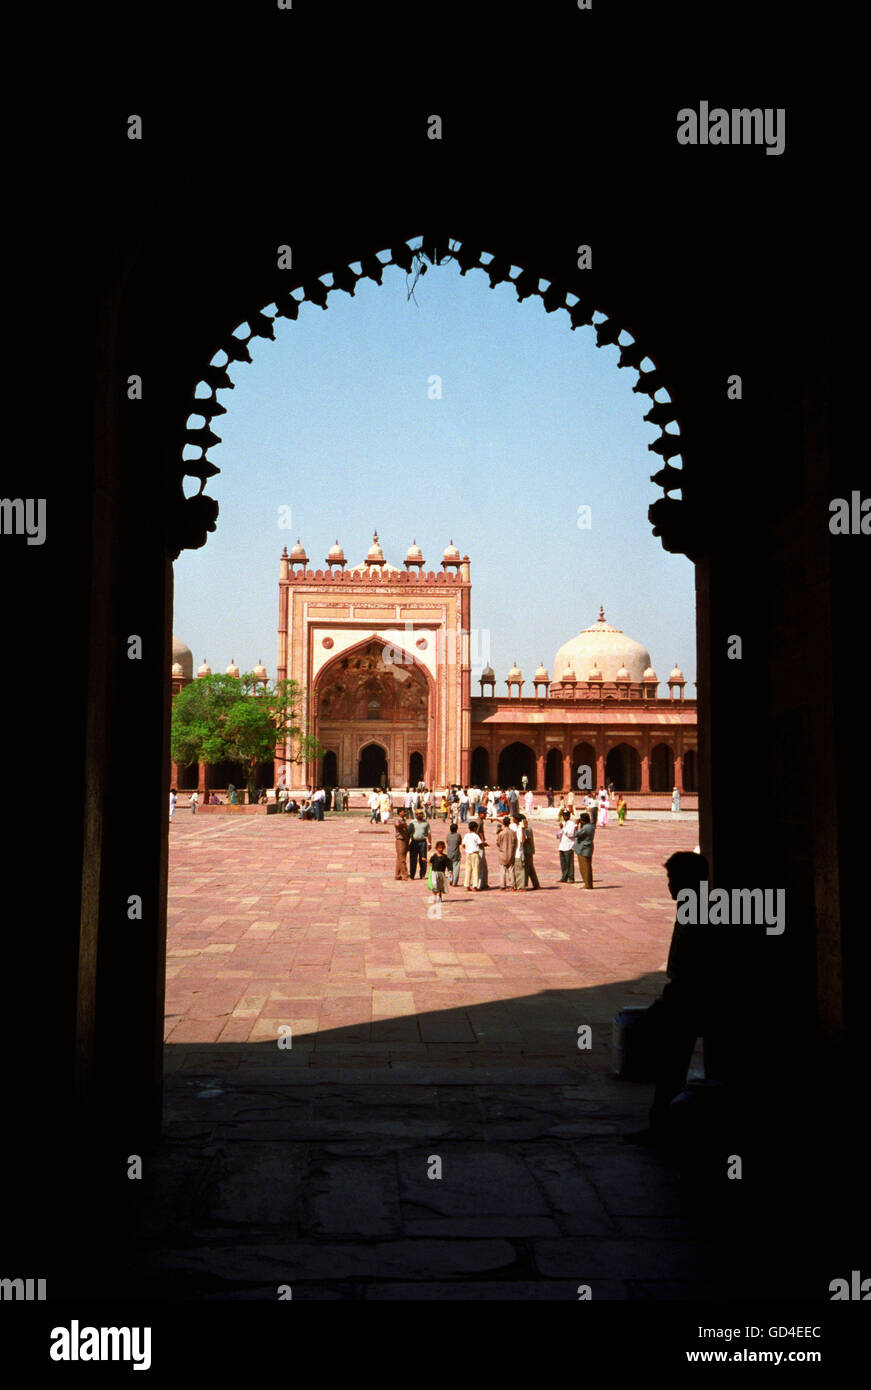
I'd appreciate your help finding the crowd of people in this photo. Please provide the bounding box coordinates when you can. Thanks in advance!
[272,784,352,818]
[387,783,632,898]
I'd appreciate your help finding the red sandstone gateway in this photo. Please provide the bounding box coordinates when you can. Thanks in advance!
[170,538,696,801]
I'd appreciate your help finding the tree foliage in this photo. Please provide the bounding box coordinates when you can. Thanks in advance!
[171,673,322,797]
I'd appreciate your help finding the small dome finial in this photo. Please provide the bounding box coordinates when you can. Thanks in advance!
[598,605,605,622]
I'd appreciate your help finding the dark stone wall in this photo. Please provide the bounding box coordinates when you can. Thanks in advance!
[6,53,858,1285]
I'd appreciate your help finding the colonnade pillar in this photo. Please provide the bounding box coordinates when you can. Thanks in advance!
[562,747,572,791]
[640,732,651,793]
[536,749,545,790]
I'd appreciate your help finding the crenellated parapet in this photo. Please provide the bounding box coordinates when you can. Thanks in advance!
[283,566,469,585]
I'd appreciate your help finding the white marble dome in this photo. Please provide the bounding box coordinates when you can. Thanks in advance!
[553,607,651,684]
[172,636,194,682]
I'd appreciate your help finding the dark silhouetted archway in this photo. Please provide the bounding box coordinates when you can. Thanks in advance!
[498,742,536,789]
[605,743,641,792]
[408,750,423,786]
[545,747,562,790]
[322,750,338,787]
[683,747,698,792]
[358,742,388,787]
[573,741,596,792]
[212,759,246,788]
[650,742,674,793]
[470,746,490,785]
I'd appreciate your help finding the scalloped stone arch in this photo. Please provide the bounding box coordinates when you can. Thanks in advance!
[169,234,692,559]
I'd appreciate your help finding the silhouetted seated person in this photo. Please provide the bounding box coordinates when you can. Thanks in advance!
[299,799,314,820]
[284,797,299,814]
[626,850,732,1147]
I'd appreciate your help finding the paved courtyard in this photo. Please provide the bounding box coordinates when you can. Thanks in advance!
[117,809,795,1301]
[164,810,697,1060]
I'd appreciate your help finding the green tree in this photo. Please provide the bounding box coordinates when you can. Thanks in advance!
[171,673,322,802]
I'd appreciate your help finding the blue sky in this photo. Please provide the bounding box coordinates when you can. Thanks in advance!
[173,242,695,690]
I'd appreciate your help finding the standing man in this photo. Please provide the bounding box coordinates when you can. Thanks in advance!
[507,786,519,819]
[445,821,462,887]
[521,816,540,889]
[458,786,469,823]
[511,814,527,890]
[524,787,534,818]
[521,774,528,793]
[312,785,326,821]
[394,809,411,880]
[462,820,483,891]
[369,788,380,823]
[573,811,595,889]
[496,815,517,890]
[408,809,431,879]
[190,790,198,816]
[169,788,177,822]
[557,815,576,881]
